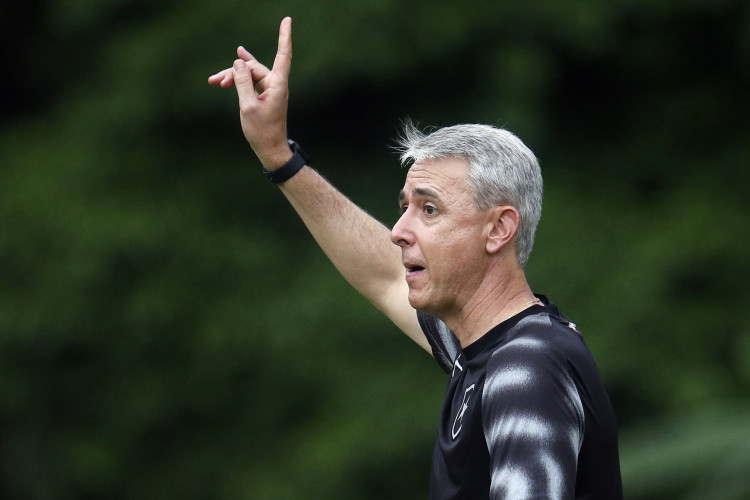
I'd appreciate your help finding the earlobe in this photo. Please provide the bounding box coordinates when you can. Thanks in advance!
[485,206,519,255]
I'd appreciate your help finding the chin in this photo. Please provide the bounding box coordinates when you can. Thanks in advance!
[408,293,439,317]
[407,294,427,311]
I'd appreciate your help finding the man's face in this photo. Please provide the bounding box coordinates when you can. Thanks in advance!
[391,157,492,318]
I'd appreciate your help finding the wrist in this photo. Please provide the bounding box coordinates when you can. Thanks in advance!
[257,142,294,171]
[262,140,311,184]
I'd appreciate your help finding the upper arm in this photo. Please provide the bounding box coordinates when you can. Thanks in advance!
[481,340,585,499]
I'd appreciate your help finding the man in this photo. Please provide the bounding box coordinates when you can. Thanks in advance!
[208,17,623,499]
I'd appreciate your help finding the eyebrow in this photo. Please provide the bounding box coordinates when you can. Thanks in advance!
[398,187,442,204]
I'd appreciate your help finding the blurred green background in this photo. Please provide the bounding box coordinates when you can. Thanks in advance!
[1,0,749,498]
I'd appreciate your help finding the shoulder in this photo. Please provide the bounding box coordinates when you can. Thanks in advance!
[489,307,594,373]
[481,309,588,428]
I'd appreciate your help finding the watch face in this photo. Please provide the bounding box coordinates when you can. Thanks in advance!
[289,140,310,165]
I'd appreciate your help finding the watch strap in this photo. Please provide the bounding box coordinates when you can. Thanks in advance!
[263,140,311,184]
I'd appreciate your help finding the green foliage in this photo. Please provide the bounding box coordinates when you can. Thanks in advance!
[1,0,749,498]
[620,404,750,499]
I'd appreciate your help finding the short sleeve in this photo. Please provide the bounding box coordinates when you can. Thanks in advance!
[417,311,462,374]
[481,334,585,500]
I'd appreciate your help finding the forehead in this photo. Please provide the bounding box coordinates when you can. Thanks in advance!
[399,157,472,200]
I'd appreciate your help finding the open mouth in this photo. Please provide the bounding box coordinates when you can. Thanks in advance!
[407,266,425,273]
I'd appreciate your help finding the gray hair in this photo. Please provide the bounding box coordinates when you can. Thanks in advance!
[396,121,543,269]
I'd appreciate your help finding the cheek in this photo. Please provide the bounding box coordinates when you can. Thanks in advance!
[420,214,485,268]
[431,229,482,270]
[449,229,488,272]
[448,224,485,253]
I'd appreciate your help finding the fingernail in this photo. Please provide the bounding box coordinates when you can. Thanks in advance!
[233,60,245,72]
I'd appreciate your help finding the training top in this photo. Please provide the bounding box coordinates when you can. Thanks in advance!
[418,296,623,500]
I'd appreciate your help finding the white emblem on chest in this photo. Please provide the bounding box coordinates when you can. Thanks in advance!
[452,356,463,377]
[451,384,475,440]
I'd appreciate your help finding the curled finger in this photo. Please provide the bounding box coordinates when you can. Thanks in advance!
[208,67,235,87]
[237,46,256,61]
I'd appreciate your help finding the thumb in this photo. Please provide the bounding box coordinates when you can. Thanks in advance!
[232,59,257,105]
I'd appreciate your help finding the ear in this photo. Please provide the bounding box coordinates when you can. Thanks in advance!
[485,205,520,255]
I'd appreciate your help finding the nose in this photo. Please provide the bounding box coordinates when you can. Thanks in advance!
[391,211,413,248]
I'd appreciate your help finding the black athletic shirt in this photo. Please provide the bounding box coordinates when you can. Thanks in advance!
[418,296,623,500]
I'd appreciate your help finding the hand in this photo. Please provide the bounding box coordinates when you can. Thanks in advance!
[207,46,270,89]
[208,17,293,169]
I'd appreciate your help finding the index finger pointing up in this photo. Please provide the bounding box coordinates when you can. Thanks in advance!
[272,17,293,80]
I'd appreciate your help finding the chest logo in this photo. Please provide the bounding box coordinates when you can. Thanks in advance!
[451,384,475,440]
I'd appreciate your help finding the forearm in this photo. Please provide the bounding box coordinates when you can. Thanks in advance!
[279,165,401,302]
[277,165,427,350]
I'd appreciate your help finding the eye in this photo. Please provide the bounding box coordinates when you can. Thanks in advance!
[399,204,409,214]
[423,204,438,216]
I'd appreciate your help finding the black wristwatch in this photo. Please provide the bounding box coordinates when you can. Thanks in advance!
[263,139,311,184]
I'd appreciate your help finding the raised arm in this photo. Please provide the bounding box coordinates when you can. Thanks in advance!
[208,18,428,351]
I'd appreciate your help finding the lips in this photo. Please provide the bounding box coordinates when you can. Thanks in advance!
[403,261,427,282]
[403,258,426,272]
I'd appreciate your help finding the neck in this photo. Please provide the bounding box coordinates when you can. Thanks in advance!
[444,265,537,348]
